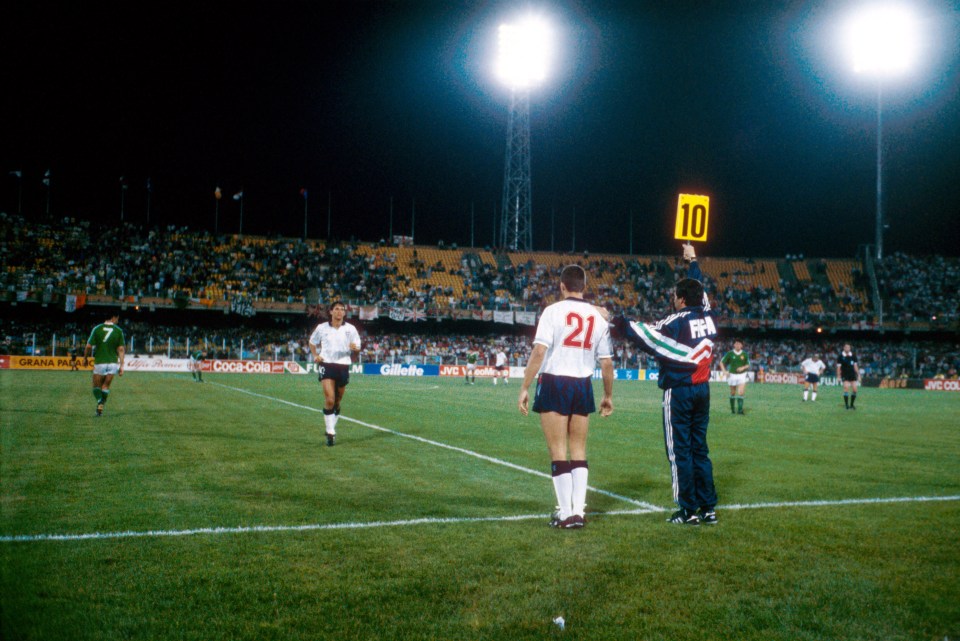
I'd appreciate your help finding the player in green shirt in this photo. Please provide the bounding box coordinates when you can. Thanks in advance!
[465,350,478,385]
[190,349,206,382]
[719,339,750,415]
[84,313,125,417]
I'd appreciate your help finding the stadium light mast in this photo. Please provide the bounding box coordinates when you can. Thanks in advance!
[496,16,552,251]
[844,4,920,261]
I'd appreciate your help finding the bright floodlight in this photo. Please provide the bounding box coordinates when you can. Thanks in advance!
[496,17,552,89]
[845,4,920,75]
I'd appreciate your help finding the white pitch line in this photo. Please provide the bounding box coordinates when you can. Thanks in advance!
[210,381,657,510]
[2,495,957,543]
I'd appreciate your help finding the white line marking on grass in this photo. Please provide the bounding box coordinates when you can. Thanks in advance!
[0,513,552,543]
[721,494,960,511]
[2,495,956,543]
[211,381,657,510]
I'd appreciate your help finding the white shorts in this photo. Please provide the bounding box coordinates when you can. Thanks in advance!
[93,363,121,376]
[727,373,748,387]
[466,362,476,371]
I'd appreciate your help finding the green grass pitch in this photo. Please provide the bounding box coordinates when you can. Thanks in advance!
[2,370,958,640]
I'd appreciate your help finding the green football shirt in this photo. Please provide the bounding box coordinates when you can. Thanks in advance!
[721,350,749,373]
[87,323,125,365]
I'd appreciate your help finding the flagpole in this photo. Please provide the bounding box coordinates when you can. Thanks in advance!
[326,191,331,240]
[550,204,555,252]
[389,196,393,242]
[215,186,222,235]
[411,198,415,244]
[303,191,308,239]
[239,194,244,237]
[13,172,22,215]
[146,178,152,225]
[470,201,475,248]
[120,179,126,222]
[572,206,576,252]
[43,171,51,217]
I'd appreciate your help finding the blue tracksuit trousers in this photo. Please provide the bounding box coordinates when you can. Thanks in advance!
[662,383,717,512]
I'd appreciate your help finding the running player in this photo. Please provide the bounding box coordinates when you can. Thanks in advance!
[493,347,509,385]
[519,264,614,529]
[719,339,749,415]
[84,313,125,417]
[309,301,361,447]
[837,343,860,410]
[800,353,826,402]
[189,348,205,382]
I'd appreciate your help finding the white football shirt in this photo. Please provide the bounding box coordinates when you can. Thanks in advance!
[801,358,826,375]
[309,322,361,365]
[533,298,612,378]
[495,350,507,367]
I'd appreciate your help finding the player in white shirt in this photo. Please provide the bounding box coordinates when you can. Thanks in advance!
[308,301,361,446]
[800,353,827,402]
[518,265,614,529]
[493,348,509,385]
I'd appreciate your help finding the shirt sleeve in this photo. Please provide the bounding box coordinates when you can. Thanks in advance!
[626,318,699,364]
[595,324,613,360]
[308,325,322,346]
[532,308,554,348]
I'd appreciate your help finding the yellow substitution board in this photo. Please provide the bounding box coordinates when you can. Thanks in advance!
[674,193,710,242]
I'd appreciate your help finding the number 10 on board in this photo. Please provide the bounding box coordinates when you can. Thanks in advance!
[674,193,710,242]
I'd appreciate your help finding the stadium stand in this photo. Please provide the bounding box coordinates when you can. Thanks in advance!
[2,213,958,332]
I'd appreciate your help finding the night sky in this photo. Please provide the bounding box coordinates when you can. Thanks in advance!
[3,1,959,258]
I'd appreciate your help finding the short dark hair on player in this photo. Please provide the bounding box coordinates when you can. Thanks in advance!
[674,278,704,307]
[328,301,346,312]
[560,265,586,293]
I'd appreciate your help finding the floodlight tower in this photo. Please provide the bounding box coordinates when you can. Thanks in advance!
[496,17,552,251]
[844,4,920,261]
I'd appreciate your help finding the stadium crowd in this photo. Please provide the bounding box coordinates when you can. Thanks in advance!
[5,213,960,326]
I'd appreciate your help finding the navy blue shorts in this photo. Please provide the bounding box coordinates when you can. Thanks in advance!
[532,373,595,416]
[805,373,820,384]
[319,363,350,387]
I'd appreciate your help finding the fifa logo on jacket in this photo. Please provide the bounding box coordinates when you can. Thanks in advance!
[688,317,716,340]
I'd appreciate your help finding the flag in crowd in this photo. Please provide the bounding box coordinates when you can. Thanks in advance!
[42,170,50,186]
[214,186,222,200]
[233,191,243,201]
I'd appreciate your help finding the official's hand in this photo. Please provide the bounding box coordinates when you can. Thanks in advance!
[599,397,613,417]
[682,242,696,262]
[518,389,530,416]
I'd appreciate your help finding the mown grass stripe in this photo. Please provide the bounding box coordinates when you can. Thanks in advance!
[211,381,658,510]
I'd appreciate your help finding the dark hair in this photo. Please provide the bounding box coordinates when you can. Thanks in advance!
[674,278,704,307]
[560,265,586,293]
[328,301,346,312]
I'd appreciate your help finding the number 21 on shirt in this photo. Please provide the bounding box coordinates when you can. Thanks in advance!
[562,312,595,350]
